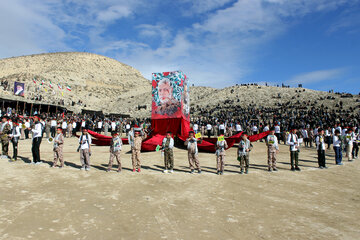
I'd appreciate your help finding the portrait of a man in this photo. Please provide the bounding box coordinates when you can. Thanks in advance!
[154,78,181,116]
[14,82,25,96]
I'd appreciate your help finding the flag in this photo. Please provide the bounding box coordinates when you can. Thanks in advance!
[41,79,45,85]
[44,88,48,92]
[49,81,53,88]
[66,84,71,91]
[61,91,64,96]
[57,83,62,89]
[32,78,36,84]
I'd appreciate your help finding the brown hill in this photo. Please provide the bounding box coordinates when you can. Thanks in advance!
[0,52,358,118]
[0,52,151,117]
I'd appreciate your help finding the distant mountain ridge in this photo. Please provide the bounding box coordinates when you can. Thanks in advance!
[0,52,358,118]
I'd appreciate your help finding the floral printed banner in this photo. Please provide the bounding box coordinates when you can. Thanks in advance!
[151,71,189,120]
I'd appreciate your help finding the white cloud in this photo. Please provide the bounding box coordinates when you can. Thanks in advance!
[96,5,133,22]
[182,0,234,14]
[0,0,68,58]
[0,0,358,88]
[287,68,347,85]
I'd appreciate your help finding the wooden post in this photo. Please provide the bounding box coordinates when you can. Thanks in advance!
[30,103,33,116]
[39,104,42,114]
[16,101,19,113]
[47,105,50,114]
[23,102,26,116]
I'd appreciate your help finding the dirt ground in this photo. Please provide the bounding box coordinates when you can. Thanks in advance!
[0,136,359,240]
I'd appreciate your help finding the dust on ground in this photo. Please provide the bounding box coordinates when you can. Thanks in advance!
[0,137,359,240]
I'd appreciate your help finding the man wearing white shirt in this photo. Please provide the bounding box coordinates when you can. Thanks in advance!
[263,125,269,132]
[206,123,212,138]
[316,128,327,168]
[301,128,309,147]
[251,125,258,135]
[72,121,77,136]
[236,123,242,134]
[111,121,116,131]
[193,123,199,134]
[219,123,225,135]
[125,123,131,136]
[81,120,86,128]
[30,116,43,164]
[9,121,21,161]
[275,124,281,144]
[50,118,57,137]
[97,120,103,133]
[61,121,68,137]
[286,129,300,171]
[325,127,332,149]
[24,120,30,139]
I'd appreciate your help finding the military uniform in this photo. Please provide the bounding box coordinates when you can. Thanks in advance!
[162,137,174,171]
[0,121,11,156]
[238,138,252,173]
[52,133,64,167]
[266,134,279,171]
[107,136,123,171]
[216,139,228,174]
[184,137,201,172]
[130,133,146,170]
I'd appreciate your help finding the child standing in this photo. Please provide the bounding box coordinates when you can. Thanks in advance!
[237,133,252,174]
[162,131,174,173]
[215,134,228,175]
[52,127,64,168]
[107,132,123,172]
[78,128,92,171]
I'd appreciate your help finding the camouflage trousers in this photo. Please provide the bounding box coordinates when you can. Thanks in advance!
[216,154,225,172]
[53,147,64,167]
[188,152,200,170]
[268,150,277,169]
[238,154,249,170]
[1,139,9,156]
[164,149,174,170]
[132,149,141,169]
[108,151,121,171]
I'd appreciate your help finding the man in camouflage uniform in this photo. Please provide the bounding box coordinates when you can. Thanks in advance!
[184,131,203,174]
[0,116,11,158]
[266,127,279,172]
[130,129,147,172]
[52,127,64,168]
[107,131,123,172]
[162,131,174,173]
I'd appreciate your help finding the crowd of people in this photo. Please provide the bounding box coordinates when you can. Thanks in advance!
[0,101,359,175]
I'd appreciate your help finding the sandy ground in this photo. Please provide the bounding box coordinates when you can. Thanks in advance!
[0,136,359,240]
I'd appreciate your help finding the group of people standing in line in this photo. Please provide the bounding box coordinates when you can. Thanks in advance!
[0,113,359,175]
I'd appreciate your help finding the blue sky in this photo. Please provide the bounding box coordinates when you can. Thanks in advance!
[0,0,359,93]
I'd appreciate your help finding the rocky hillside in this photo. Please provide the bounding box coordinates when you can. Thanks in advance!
[0,52,152,116]
[190,85,359,117]
[0,52,358,119]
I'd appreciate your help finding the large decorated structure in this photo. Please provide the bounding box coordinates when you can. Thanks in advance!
[151,71,190,136]
[86,70,269,152]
